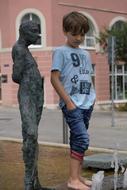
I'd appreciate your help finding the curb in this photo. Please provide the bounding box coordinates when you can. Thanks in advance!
[0,136,127,155]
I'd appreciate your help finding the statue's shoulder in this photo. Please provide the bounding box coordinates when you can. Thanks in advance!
[12,41,26,56]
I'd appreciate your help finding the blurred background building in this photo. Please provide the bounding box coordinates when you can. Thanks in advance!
[0,0,127,109]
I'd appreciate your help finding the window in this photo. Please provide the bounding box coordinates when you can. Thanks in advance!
[91,64,96,87]
[85,22,96,48]
[112,20,125,30]
[20,13,42,46]
[0,67,1,100]
[109,19,127,101]
[109,64,127,100]
[80,20,96,49]
[16,9,46,48]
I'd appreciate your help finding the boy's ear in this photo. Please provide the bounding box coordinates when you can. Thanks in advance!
[63,31,67,36]
[63,28,67,35]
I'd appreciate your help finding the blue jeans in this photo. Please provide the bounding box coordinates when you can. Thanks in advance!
[62,105,93,161]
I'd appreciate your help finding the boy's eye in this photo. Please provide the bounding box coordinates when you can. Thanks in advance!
[71,32,85,37]
[80,32,85,36]
[71,33,77,36]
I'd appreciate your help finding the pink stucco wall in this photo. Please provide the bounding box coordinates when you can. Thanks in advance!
[0,0,127,107]
[0,50,58,106]
[52,0,127,46]
[1,0,53,48]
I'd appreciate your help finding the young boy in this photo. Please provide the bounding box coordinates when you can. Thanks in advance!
[51,11,96,190]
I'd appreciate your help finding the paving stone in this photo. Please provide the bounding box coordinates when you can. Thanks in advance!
[102,175,126,190]
[55,176,127,190]
[83,153,127,169]
[55,182,67,190]
[42,187,55,190]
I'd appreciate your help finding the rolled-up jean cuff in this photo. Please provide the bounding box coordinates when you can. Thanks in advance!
[71,150,84,161]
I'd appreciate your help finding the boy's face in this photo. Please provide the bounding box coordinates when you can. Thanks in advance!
[64,32,85,48]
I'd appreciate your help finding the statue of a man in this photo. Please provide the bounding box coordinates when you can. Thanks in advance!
[12,21,44,190]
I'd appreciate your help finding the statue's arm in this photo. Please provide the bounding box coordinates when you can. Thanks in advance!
[12,46,25,84]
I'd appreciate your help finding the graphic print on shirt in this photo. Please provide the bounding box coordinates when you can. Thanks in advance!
[70,53,80,67]
[70,75,79,96]
[80,80,91,94]
[69,52,91,96]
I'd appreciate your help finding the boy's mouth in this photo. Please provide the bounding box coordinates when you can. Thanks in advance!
[73,41,81,46]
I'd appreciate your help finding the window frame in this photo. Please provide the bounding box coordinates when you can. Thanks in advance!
[109,17,127,101]
[91,64,96,88]
[109,63,127,101]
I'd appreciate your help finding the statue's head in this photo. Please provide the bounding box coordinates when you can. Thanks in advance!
[19,21,40,45]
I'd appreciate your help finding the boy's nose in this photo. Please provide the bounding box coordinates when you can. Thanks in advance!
[76,35,82,40]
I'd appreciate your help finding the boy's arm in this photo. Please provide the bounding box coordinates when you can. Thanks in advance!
[51,70,76,110]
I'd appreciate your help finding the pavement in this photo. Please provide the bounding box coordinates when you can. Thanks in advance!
[0,106,127,152]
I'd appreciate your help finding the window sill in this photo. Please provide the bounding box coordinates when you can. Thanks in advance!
[80,46,96,50]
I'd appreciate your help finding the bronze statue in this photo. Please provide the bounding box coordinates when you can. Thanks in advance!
[12,21,44,190]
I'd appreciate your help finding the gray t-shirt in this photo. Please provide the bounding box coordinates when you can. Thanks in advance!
[51,45,96,109]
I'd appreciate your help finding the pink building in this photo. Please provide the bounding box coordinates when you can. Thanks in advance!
[0,0,127,109]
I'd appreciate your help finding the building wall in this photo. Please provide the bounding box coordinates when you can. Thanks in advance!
[0,0,53,48]
[0,49,58,107]
[0,0,127,108]
[52,0,127,45]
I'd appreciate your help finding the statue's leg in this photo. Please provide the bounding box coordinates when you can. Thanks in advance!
[33,106,43,190]
[22,136,41,190]
[31,85,44,189]
[20,100,42,190]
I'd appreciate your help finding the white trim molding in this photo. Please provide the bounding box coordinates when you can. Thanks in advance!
[109,16,127,29]
[0,29,2,49]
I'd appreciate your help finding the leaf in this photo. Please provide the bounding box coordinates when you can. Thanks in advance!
[98,22,127,62]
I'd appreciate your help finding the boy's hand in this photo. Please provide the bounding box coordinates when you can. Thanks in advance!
[66,101,76,111]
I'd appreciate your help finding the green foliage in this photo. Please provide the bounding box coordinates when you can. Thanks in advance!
[98,22,127,62]
[115,103,127,111]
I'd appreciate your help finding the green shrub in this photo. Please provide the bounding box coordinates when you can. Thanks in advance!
[115,103,127,111]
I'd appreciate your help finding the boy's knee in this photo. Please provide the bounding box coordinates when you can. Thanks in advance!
[71,132,89,152]
[81,138,89,151]
[79,135,89,152]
